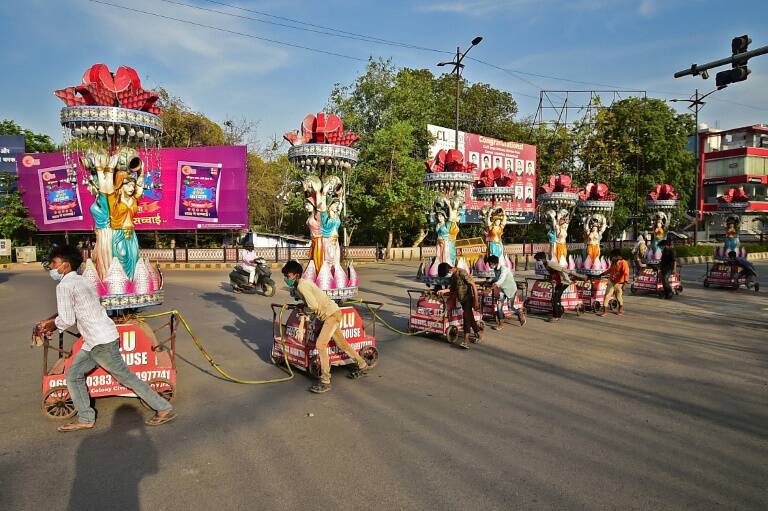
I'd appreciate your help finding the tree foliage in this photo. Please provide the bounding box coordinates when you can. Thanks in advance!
[0,119,58,153]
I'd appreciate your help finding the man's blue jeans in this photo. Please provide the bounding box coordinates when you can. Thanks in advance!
[66,340,172,423]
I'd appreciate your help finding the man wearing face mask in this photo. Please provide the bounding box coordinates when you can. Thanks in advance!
[36,244,176,432]
[281,260,370,393]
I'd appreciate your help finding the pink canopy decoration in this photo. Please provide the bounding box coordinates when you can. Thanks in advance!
[579,182,617,201]
[282,113,359,147]
[474,167,514,188]
[717,187,750,204]
[538,174,580,195]
[646,184,679,201]
[425,148,478,173]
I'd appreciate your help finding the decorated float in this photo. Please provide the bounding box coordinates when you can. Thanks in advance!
[704,187,751,289]
[630,184,684,296]
[40,63,177,420]
[272,113,380,377]
[284,113,361,301]
[523,174,584,317]
[409,149,485,343]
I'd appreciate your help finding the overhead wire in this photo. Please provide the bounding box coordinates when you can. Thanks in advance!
[87,0,767,112]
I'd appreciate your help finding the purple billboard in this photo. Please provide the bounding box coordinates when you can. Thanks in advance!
[17,145,248,231]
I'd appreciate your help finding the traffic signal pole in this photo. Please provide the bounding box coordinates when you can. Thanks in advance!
[674,43,768,78]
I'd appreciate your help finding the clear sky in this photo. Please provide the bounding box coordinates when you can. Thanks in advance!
[2,0,767,145]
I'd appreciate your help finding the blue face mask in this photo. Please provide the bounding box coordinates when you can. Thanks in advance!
[50,268,64,282]
[284,277,296,287]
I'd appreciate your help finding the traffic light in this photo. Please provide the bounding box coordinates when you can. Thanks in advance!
[716,35,752,87]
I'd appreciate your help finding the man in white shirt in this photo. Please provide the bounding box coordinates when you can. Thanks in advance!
[37,244,176,432]
[241,242,258,284]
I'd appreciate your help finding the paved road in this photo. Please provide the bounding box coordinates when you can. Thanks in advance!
[0,262,766,510]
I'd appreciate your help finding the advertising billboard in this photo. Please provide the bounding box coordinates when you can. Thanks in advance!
[17,145,248,231]
[0,135,25,174]
[427,125,536,224]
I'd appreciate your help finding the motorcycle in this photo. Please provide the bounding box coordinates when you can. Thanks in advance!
[229,258,275,296]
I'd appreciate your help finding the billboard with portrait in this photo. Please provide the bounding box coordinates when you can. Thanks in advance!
[427,125,536,224]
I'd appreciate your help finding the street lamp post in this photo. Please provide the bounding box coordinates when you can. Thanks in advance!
[438,36,483,150]
[669,86,725,245]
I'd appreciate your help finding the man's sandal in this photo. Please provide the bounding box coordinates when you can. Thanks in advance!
[145,410,177,426]
[57,421,95,433]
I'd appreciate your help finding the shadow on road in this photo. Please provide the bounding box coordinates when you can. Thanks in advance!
[199,289,274,363]
[67,405,157,511]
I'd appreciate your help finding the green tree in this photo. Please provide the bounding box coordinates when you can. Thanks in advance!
[574,97,695,233]
[157,89,227,148]
[0,174,37,245]
[0,119,57,152]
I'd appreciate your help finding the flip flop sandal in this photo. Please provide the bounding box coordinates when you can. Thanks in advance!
[57,421,95,433]
[145,410,177,426]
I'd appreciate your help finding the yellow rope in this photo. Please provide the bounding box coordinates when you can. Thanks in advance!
[138,308,295,385]
[341,300,426,336]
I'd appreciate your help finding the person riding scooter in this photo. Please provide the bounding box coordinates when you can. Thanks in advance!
[728,250,759,292]
[241,243,258,285]
[229,245,275,296]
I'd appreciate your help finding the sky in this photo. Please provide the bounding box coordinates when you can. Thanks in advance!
[1,0,767,146]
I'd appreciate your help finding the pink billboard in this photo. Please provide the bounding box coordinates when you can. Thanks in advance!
[17,145,248,231]
[428,125,537,224]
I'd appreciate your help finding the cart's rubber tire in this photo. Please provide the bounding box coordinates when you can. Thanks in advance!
[703,279,710,288]
[608,299,618,312]
[271,354,285,367]
[359,346,379,369]
[630,284,637,295]
[592,301,601,314]
[445,326,459,344]
[42,385,76,420]
[307,355,322,379]
[261,282,276,297]
[140,378,176,409]
[575,305,583,317]
[676,285,683,295]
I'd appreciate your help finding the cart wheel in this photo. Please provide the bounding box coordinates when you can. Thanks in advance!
[703,279,710,288]
[676,285,683,295]
[307,355,322,379]
[608,299,618,311]
[42,385,76,420]
[140,378,175,409]
[592,301,601,314]
[262,282,276,297]
[359,346,379,369]
[575,305,583,317]
[630,284,637,295]
[445,326,459,344]
[271,354,285,367]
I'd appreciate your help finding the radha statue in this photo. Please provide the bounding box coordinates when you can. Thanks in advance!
[321,199,342,268]
[103,148,144,280]
[584,213,607,262]
[484,206,506,260]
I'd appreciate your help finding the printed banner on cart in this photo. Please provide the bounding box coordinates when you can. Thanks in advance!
[17,145,248,231]
[427,124,537,224]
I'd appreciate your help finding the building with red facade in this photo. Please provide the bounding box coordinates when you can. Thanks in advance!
[699,124,768,237]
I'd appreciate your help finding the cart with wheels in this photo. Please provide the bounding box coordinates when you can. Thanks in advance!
[574,273,609,313]
[630,264,683,296]
[270,302,381,379]
[477,282,525,324]
[524,277,584,317]
[407,289,485,344]
[41,315,178,420]
[703,260,754,291]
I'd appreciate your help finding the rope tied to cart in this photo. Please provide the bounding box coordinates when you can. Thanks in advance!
[342,299,426,337]
[138,307,296,385]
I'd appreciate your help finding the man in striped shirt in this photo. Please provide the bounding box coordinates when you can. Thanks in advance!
[37,244,176,432]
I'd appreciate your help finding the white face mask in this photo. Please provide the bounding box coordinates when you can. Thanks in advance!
[49,268,64,282]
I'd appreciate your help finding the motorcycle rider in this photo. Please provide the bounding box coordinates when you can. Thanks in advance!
[241,242,258,285]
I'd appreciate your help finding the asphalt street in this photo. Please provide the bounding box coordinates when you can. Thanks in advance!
[0,261,766,510]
